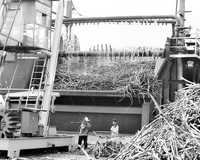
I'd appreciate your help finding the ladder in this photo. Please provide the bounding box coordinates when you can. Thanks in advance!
[29,57,47,90]
[24,57,48,110]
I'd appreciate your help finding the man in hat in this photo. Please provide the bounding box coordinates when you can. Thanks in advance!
[78,116,92,149]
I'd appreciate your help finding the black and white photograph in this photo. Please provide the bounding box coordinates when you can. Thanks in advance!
[0,0,200,159]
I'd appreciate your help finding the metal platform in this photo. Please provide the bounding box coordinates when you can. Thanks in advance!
[0,88,126,97]
[169,53,200,59]
[0,135,74,158]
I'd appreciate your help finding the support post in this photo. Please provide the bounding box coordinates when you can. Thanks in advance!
[177,58,183,89]
[176,0,185,90]
[65,0,73,48]
[66,0,73,18]
[39,0,64,136]
[141,102,150,127]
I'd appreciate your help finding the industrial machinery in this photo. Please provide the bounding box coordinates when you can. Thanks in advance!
[53,0,200,134]
[0,0,198,158]
[0,0,74,158]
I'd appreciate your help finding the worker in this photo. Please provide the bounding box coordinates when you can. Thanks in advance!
[78,116,92,149]
[0,95,5,111]
[110,119,119,138]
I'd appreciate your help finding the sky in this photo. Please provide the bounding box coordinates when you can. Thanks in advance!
[58,0,200,50]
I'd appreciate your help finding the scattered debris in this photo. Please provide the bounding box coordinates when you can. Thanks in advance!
[90,136,132,159]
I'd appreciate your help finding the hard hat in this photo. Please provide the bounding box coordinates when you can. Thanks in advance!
[84,117,90,121]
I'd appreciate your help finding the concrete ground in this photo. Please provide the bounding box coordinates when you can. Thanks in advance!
[60,131,132,145]
[0,132,131,160]
[25,153,97,160]
[26,153,111,160]
[0,135,104,160]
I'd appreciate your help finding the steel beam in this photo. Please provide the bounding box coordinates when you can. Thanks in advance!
[39,0,64,136]
[63,15,177,25]
[55,105,142,114]
[176,0,185,90]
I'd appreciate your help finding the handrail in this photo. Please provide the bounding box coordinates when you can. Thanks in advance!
[2,0,22,51]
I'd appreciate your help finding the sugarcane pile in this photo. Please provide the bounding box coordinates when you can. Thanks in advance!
[92,137,132,159]
[93,139,123,159]
[54,58,156,91]
[114,84,200,160]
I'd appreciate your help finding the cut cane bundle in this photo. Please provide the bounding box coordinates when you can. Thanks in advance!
[114,84,200,160]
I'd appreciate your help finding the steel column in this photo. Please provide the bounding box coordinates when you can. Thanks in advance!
[176,0,185,90]
[39,0,64,136]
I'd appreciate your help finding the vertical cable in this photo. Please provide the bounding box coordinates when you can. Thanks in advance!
[175,0,178,15]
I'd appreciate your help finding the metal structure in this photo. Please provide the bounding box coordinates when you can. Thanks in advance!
[56,0,200,135]
[63,15,177,25]
[156,0,200,103]
[63,0,199,89]
[0,0,198,158]
[0,0,74,158]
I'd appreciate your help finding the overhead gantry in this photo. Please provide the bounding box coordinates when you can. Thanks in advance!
[63,15,177,25]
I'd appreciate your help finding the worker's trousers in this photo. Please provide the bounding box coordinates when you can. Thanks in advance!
[78,135,88,149]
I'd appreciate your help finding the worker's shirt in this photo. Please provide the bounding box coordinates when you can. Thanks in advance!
[79,122,91,136]
[110,125,119,138]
